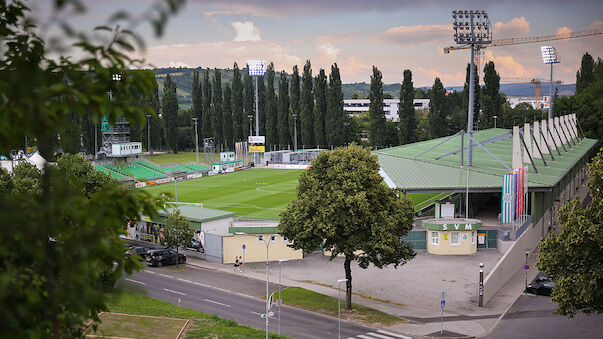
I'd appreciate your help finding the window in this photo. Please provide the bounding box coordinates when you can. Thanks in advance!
[472,231,476,244]
[450,232,460,246]
[431,231,439,245]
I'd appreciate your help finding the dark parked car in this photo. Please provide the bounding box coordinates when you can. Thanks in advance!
[527,275,555,296]
[186,239,204,253]
[127,246,149,260]
[145,249,186,267]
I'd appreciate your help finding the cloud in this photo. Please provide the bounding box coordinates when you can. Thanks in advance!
[318,44,340,61]
[555,26,572,35]
[231,21,261,41]
[416,67,465,85]
[484,50,539,78]
[168,60,190,68]
[339,56,372,77]
[380,24,451,45]
[493,17,531,38]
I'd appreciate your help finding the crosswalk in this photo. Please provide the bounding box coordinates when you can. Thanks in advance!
[349,329,412,339]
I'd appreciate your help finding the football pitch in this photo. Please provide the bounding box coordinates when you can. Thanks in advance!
[143,168,443,219]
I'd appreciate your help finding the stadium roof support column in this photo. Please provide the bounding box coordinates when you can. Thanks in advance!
[523,123,532,164]
[540,120,550,155]
[532,121,541,159]
[512,126,522,169]
[555,117,566,145]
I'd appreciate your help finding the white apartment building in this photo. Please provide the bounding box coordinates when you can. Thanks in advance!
[507,96,551,110]
[343,98,430,122]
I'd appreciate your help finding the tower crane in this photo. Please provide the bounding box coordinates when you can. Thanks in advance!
[444,29,601,82]
[500,77,563,110]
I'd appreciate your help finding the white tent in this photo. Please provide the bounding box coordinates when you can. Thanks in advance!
[27,151,47,171]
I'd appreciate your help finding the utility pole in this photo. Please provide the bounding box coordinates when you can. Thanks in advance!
[193,117,199,163]
[147,114,152,156]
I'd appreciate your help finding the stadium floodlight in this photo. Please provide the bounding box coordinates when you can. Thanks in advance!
[247,59,267,165]
[451,9,492,167]
[541,46,560,120]
[247,59,267,76]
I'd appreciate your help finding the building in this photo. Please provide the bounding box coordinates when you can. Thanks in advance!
[507,95,551,110]
[343,98,429,121]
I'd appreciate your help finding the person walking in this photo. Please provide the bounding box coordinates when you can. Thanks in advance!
[234,256,240,272]
[238,256,244,273]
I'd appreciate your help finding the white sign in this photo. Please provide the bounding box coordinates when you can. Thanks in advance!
[260,312,274,318]
[248,136,265,144]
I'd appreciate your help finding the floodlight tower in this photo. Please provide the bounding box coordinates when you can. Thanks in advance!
[247,60,267,165]
[452,10,492,166]
[541,46,560,120]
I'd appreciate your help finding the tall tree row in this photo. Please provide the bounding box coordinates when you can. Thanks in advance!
[258,75,267,137]
[290,65,301,149]
[326,63,347,147]
[162,74,179,153]
[202,70,212,140]
[191,70,203,147]
[398,70,417,144]
[278,71,291,147]
[463,63,480,128]
[429,77,447,139]
[576,52,595,94]
[211,68,223,146]
[314,69,328,147]
[232,63,244,142]
[142,82,163,152]
[265,63,278,147]
[223,83,232,148]
[243,70,254,137]
[369,66,386,147]
[301,60,314,147]
[481,61,502,129]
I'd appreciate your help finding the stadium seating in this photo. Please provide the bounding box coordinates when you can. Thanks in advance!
[162,165,194,173]
[183,164,210,172]
[94,165,128,179]
[135,160,165,173]
[105,163,165,180]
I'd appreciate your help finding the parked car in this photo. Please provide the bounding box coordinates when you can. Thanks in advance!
[527,275,555,296]
[186,239,204,253]
[145,249,186,267]
[127,246,149,260]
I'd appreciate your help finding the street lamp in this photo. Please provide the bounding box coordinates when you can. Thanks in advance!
[541,46,560,120]
[493,115,497,129]
[292,114,298,151]
[147,114,152,156]
[258,234,278,339]
[278,258,289,336]
[193,117,199,163]
[337,278,348,339]
[478,263,484,307]
[248,114,253,165]
[524,248,531,292]
[452,10,492,166]
[247,60,266,165]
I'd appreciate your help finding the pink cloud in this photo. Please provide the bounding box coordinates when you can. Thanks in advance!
[416,67,464,85]
[484,51,540,79]
[380,24,451,45]
[493,17,531,39]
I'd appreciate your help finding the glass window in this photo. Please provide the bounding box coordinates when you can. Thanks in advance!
[451,232,460,245]
[431,231,439,245]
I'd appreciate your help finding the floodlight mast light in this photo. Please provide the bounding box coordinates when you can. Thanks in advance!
[541,46,560,120]
[452,9,492,167]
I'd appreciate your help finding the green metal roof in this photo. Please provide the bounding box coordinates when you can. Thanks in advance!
[157,205,236,223]
[376,128,597,192]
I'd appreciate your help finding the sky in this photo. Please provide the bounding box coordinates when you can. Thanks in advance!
[30,0,603,87]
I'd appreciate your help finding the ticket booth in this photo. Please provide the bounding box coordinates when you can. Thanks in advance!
[423,218,483,255]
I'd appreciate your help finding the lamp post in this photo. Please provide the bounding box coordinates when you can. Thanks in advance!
[493,115,497,129]
[278,259,289,336]
[292,114,298,151]
[248,114,253,165]
[147,114,152,156]
[478,263,484,307]
[451,10,492,166]
[337,278,348,339]
[541,46,560,120]
[524,248,531,291]
[258,234,278,339]
[193,117,199,163]
[247,60,267,165]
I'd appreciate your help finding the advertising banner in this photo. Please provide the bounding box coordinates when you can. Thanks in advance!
[501,172,516,223]
[249,145,265,153]
[248,136,265,144]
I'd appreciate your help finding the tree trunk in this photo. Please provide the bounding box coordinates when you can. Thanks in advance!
[344,255,352,310]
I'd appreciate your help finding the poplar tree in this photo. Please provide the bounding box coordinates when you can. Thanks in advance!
[265,63,278,147]
[223,83,232,149]
[243,71,254,137]
[202,70,212,139]
[162,74,179,153]
[429,77,447,139]
[191,70,202,146]
[301,60,314,147]
[232,63,243,142]
[278,71,291,147]
[482,61,502,129]
[314,68,327,147]
[463,63,480,128]
[326,63,346,147]
[141,81,162,152]
[258,75,267,137]
[369,66,386,147]
[398,70,417,144]
[576,52,595,94]
[212,68,223,146]
[290,65,301,149]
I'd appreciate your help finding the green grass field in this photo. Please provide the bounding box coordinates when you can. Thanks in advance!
[144,168,443,219]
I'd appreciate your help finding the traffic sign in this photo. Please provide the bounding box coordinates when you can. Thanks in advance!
[441,300,445,307]
[260,312,274,318]
[242,244,246,249]
[524,264,530,270]
[267,292,275,310]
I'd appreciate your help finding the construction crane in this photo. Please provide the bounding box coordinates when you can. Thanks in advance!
[500,78,563,109]
[444,29,601,82]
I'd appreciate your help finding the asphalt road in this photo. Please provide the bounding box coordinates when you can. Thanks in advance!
[486,294,603,339]
[122,265,410,339]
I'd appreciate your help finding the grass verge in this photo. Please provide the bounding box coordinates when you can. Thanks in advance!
[99,281,290,338]
[279,287,405,326]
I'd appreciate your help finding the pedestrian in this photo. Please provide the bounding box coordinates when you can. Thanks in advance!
[234,256,240,272]
[238,256,244,273]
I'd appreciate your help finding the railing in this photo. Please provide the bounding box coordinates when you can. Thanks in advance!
[515,215,533,239]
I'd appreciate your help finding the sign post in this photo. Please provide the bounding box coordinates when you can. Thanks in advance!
[524,248,530,292]
[440,291,446,335]
[242,244,246,275]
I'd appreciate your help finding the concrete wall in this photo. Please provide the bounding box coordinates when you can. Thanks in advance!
[203,217,234,235]
[203,233,223,263]
[222,234,303,264]
[483,217,544,305]
[427,230,477,255]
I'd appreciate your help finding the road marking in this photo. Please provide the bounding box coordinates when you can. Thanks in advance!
[364,332,401,339]
[177,278,192,283]
[145,270,157,274]
[163,288,186,296]
[191,281,210,288]
[159,273,171,278]
[124,278,146,285]
[377,330,412,339]
[204,299,231,308]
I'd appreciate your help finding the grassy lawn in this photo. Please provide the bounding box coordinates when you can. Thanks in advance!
[144,168,442,219]
[92,312,187,338]
[279,287,404,326]
[100,282,289,338]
